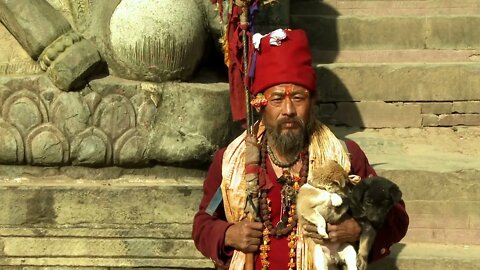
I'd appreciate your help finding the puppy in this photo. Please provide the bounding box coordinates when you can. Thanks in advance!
[349,176,402,270]
[297,160,357,270]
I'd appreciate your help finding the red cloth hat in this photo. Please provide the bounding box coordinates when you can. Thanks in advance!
[250,29,316,95]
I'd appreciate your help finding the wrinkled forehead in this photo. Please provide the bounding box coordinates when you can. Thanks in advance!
[263,84,310,97]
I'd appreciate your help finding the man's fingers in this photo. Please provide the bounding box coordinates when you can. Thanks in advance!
[311,238,324,245]
[245,244,260,253]
[247,221,264,230]
[247,237,261,246]
[327,223,337,231]
[303,224,318,233]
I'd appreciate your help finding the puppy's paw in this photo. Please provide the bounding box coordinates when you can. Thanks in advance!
[330,193,343,207]
[356,255,368,270]
[317,226,329,239]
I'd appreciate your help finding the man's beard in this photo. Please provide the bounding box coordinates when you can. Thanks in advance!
[265,117,312,160]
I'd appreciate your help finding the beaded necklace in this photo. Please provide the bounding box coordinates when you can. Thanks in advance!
[258,136,309,270]
[267,145,301,168]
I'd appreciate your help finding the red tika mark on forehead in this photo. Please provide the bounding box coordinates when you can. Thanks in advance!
[285,84,294,95]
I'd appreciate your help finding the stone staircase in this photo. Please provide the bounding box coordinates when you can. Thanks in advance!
[292,0,480,269]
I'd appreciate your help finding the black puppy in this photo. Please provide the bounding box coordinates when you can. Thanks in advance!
[349,176,402,270]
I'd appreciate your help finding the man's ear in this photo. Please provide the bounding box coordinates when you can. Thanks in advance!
[390,183,402,203]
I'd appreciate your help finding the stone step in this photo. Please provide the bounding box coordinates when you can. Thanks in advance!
[314,49,480,64]
[315,63,480,102]
[0,168,205,226]
[291,15,480,50]
[397,200,480,245]
[293,0,480,16]
[336,127,480,173]
[340,127,480,245]
[0,166,477,224]
[0,170,478,246]
[368,243,480,270]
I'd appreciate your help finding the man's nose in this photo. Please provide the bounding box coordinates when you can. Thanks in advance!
[283,98,297,116]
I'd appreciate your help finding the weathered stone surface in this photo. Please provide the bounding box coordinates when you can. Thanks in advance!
[0,0,71,58]
[453,101,480,113]
[339,126,480,172]
[25,124,69,165]
[51,92,90,138]
[368,243,480,270]
[71,127,112,166]
[404,228,480,246]
[0,177,204,226]
[0,23,41,75]
[108,0,207,82]
[146,82,231,163]
[0,258,213,269]
[317,63,480,102]
[0,75,231,165]
[292,15,426,50]
[2,237,201,258]
[422,115,440,127]
[293,14,480,50]
[92,94,136,141]
[312,49,480,64]
[293,0,480,16]
[327,101,421,128]
[438,114,480,126]
[113,129,149,165]
[46,38,103,91]
[420,102,453,114]
[404,201,480,245]
[0,119,24,164]
[379,170,479,202]
[428,16,480,49]
[1,90,49,136]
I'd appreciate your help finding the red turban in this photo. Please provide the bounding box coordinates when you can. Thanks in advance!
[250,29,316,95]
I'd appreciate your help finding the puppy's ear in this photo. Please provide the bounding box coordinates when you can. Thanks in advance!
[352,179,369,203]
[389,183,402,203]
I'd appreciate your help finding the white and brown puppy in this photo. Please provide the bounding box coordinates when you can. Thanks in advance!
[349,176,402,270]
[297,160,357,270]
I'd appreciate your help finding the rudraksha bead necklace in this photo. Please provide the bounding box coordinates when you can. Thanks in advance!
[258,136,309,270]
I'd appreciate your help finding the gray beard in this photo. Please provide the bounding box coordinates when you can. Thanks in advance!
[265,117,309,161]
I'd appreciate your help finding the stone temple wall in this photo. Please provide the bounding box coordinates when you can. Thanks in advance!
[0,0,288,269]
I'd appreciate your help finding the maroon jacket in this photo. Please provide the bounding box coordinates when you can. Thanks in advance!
[192,140,409,269]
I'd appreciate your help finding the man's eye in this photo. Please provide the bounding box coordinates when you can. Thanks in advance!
[270,97,283,103]
[292,96,306,102]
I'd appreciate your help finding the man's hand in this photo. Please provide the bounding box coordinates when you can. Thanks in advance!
[327,217,362,243]
[303,217,362,244]
[303,223,325,244]
[225,220,263,253]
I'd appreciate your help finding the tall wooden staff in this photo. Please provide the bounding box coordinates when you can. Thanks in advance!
[238,3,256,269]
[239,2,254,135]
[210,1,275,269]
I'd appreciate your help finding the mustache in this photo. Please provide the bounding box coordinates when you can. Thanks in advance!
[277,117,305,128]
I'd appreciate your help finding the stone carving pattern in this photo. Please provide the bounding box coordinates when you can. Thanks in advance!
[0,83,153,166]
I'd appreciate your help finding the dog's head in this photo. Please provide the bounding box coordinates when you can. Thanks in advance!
[309,160,349,194]
[351,176,402,229]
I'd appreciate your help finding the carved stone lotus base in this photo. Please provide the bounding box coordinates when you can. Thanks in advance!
[0,75,231,166]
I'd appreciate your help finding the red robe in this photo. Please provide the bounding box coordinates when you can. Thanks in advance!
[192,140,409,269]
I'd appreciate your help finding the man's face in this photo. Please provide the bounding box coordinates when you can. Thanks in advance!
[261,84,312,156]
